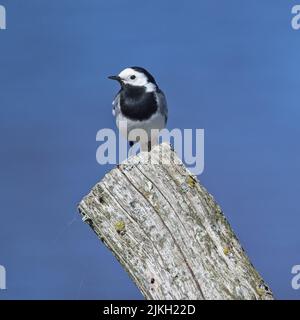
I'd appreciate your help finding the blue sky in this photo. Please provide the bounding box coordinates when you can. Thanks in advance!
[0,0,299,299]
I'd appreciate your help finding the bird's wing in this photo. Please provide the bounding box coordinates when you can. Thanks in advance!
[112,90,121,117]
[155,88,168,124]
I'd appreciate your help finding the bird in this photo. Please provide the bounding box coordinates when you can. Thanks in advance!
[108,67,168,152]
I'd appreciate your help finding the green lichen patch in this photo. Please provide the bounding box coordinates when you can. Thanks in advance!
[114,220,126,235]
[186,175,197,188]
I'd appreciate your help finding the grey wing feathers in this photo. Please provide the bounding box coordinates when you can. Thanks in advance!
[156,89,168,124]
[112,91,121,118]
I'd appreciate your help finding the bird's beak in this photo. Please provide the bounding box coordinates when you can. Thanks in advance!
[108,75,122,83]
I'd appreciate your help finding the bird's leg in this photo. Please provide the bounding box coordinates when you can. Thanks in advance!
[147,130,159,152]
[128,141,136,157]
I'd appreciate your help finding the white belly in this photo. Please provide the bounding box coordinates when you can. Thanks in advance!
[116,112,165,141]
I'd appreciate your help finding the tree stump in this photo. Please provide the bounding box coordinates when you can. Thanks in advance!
[78,143,274,300]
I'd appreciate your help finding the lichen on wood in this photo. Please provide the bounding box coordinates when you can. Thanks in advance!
[78,143,274,300]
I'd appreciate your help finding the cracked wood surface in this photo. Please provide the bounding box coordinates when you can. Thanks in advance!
[78,143,274,300]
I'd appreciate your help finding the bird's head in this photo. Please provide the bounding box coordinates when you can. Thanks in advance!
[108,67,157,92]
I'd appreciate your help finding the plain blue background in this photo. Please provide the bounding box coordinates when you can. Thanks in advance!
[0,0,299,299]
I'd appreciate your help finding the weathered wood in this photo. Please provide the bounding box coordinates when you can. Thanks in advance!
[78,143,274,300]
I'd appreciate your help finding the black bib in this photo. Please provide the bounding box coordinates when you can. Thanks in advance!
[120,85,158,121]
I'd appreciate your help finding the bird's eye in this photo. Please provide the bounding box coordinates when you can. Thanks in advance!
[130,75,136,80]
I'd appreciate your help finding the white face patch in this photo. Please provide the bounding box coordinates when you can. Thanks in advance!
[118,68,156,92]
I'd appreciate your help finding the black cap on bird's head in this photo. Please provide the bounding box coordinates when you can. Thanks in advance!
[130,67,157,85]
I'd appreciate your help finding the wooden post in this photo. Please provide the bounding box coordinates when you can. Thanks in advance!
[78,143,274,300]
